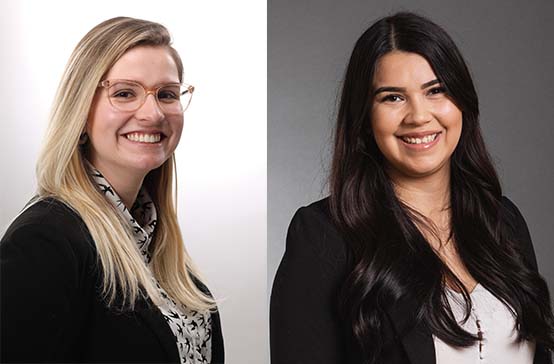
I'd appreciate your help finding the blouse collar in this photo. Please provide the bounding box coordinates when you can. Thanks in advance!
[86,161,157,264]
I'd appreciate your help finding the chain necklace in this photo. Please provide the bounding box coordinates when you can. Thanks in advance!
[467,300,484,360]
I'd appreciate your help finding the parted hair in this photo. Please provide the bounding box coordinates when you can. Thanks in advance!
[35,17,215,311]
[330,11,554,363]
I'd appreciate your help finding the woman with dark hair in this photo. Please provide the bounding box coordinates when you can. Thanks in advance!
[271,12,554,364]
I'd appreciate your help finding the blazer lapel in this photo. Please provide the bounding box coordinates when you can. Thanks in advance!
[386,297,435,364]
[135,297,181,363]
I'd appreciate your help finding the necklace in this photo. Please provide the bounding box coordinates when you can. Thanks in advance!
[470,306,484,360]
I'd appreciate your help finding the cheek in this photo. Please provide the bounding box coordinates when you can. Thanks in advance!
[371,107,400,141]
[436,101,462,129]
[172,116,184,136]
[87,105,126,137]
[437,102,463,149]
[370,111,400,162]
[87,100,109,131]
[168,116,184,147]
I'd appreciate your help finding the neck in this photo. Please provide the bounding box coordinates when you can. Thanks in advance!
[388,166,451,221]
[90,161,146,210]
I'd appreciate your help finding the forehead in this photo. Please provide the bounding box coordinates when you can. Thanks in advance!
[104,46,180,85]
[373,51,437,87]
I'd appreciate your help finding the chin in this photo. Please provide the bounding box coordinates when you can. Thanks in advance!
[404,162,450,178]
[405,169,441,178]
[128,159,167,174]
[387,159,449,179]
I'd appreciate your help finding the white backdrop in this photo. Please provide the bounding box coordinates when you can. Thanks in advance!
[0,1,267,363]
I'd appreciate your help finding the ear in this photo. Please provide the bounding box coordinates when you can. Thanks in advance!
[79,132,89,145]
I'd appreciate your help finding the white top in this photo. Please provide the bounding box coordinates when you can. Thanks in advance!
[433,283,535,364]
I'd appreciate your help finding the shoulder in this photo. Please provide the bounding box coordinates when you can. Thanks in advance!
[499,195,538,271]
[285,197,348,275]
[292,197,332,221]
[5,196,87,229]
[499,195,530,236]
[1,197,96,261]
[500,196,523,220]
[288,197,343,244]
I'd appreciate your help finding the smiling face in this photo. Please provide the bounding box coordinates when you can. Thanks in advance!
[370,51,462,181]
[86,46,183,180]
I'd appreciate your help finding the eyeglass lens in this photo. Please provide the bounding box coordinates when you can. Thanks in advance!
[107,81,192,113]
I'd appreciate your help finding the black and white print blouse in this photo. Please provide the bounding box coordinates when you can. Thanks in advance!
[87,163,212,364]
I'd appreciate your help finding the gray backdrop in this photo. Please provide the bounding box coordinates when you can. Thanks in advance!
[268,0,554,303]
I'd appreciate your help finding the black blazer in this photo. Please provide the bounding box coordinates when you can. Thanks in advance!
[1,198,224,363]
[270,196,552,364]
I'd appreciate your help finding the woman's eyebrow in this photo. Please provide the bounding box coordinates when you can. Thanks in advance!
[421,79,440,89]
[373,86,405,95]
[373,79,441,96]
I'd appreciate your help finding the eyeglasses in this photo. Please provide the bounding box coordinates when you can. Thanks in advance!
[98,79,194,114]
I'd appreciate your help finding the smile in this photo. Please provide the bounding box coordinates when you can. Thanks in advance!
[400,133,439,145]
[397,132,441,150]
[125,132,162,144]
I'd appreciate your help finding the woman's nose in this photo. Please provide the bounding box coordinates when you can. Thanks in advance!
[135,93,164,122]
[403,97,432,125]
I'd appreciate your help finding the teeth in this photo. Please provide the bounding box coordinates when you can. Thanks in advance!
[402,133,438,145]
[126,133,161,143]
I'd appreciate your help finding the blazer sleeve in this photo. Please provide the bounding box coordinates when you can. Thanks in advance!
[502,197,553,364]
[270,202,349,364]
[1,210,93,362]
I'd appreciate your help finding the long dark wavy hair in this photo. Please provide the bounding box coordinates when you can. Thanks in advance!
[329,11,554,363]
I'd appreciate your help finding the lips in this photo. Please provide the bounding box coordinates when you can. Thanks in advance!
[400,133,439,145]
[123,131,166,144]
[397,131,442,149]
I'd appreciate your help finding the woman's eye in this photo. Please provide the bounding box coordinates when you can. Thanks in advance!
[381,94,403,102]
[428,86,446,96]
[113,90,136,98]
[158,91,178,100]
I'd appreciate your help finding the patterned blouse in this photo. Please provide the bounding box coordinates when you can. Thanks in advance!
[87,164,212,364]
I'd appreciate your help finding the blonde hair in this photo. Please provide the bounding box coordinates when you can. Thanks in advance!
[36,17,215,311]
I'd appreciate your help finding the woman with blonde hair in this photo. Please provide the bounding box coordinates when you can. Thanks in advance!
[1,17,223,363]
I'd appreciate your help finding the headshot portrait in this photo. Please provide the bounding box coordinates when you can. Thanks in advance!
[269,1,554,364]
[0,2,266,363]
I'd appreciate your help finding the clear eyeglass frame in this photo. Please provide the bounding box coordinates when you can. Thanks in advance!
[97,79,195,114]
